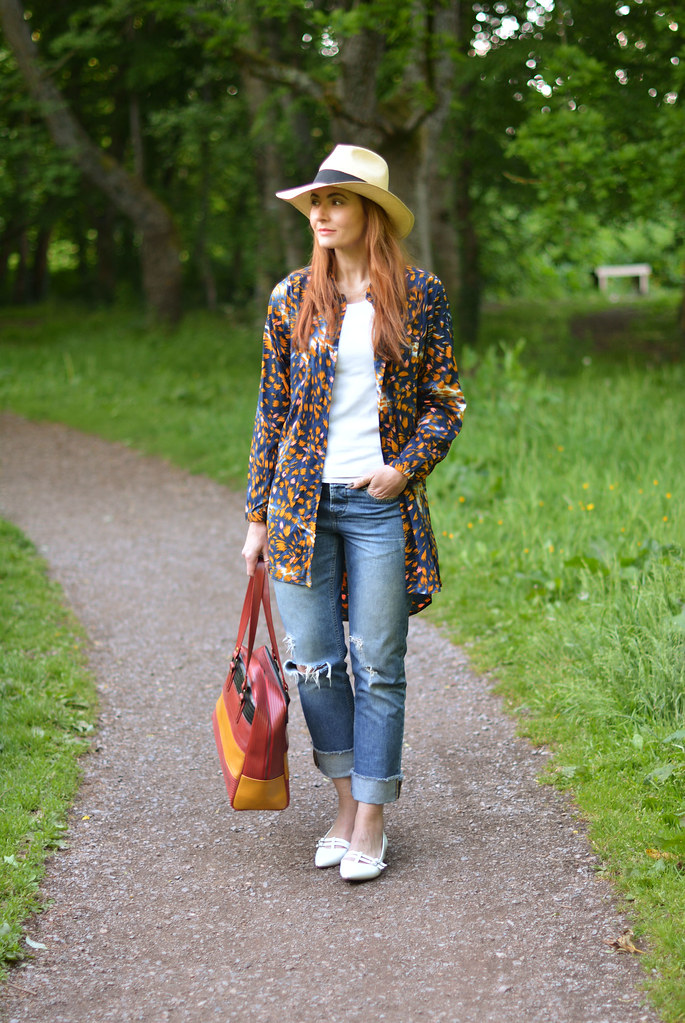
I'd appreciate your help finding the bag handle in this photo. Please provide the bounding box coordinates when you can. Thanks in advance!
[232,558,287,691]
[258,566,286,682]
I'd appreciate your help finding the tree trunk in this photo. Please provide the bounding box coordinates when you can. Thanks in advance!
[241,77,279,308]
[329,5,461,295]
[95,206,117,304]
[331,27,426,254]
[277,104,313,272]
[74,221,91,297]
[129,95,146,182]
[237,0,470,324]
[334,25,386,150]
[0,232,11,299]
[452,8,483,347]
[30,225,51,300]
[453,80,482,348]
[196,98,218,312]
[11,229,29,304]
[0,218,23,299]
[422,0,462,300]
[455,158,481,347]
[0,0,182,323]
[242,22,311,308]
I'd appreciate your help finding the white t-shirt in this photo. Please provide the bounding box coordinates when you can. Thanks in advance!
[322,299,384,483]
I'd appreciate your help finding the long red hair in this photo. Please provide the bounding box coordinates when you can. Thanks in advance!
[293,198,408,363]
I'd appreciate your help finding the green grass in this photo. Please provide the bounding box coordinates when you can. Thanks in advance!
[0,295,683,1017]
[427,338,685,1019]
[0,304,261,485]
[0,520,98,977]
[479,291,683,374]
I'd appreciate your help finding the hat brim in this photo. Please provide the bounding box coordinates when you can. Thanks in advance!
[275,180,414,240]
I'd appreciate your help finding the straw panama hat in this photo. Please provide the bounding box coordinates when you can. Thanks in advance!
[276,144,415,239]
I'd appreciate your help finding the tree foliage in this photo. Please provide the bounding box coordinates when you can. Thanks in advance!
[509,4,683,228]
[0,0,682,335]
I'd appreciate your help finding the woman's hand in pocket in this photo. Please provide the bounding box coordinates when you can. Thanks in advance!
[349,466,408,500]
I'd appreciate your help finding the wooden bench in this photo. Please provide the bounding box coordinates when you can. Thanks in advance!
[594,263,652,295]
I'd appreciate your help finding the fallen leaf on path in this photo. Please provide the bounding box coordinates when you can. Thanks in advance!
[25,938,48,950]
[604,930,644,955]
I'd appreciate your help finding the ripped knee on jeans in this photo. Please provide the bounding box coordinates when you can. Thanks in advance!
[282,634,333,686]
[284,658,332,687]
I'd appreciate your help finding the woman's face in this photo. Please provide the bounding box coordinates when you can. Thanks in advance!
[309,187,367,255]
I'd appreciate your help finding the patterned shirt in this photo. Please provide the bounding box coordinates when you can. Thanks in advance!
[246,265,466,614]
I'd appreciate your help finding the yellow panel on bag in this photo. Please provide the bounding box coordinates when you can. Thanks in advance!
[234,774,289,810]
[214,694,246,779]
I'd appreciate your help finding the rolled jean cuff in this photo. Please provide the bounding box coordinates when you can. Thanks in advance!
[313,748,354,779]
[351,771,403,805]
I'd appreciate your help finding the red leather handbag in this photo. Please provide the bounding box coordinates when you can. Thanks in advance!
[212,559,290,810]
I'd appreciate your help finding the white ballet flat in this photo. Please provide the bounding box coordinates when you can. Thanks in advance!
[339,834,388,882]
[314,830,351,869]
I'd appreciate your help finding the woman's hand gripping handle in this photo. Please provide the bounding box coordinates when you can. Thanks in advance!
[241,521,269,577]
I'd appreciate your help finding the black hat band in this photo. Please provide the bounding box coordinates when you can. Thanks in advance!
[313,169,366,185]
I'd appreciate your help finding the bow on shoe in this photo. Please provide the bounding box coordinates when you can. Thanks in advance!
[339,834,388,882]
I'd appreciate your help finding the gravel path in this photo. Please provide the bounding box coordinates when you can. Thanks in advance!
[0,412,658,1023]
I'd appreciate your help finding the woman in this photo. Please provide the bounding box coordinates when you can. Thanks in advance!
[242,144,466,882]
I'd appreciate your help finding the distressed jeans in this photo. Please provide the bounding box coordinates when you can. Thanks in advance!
[272,484,410,804]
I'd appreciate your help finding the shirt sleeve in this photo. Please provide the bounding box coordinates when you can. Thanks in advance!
[245,281,292,522]
[390,276,466,483]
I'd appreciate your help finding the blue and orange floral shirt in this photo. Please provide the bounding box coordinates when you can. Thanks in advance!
[246,266,466,614]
